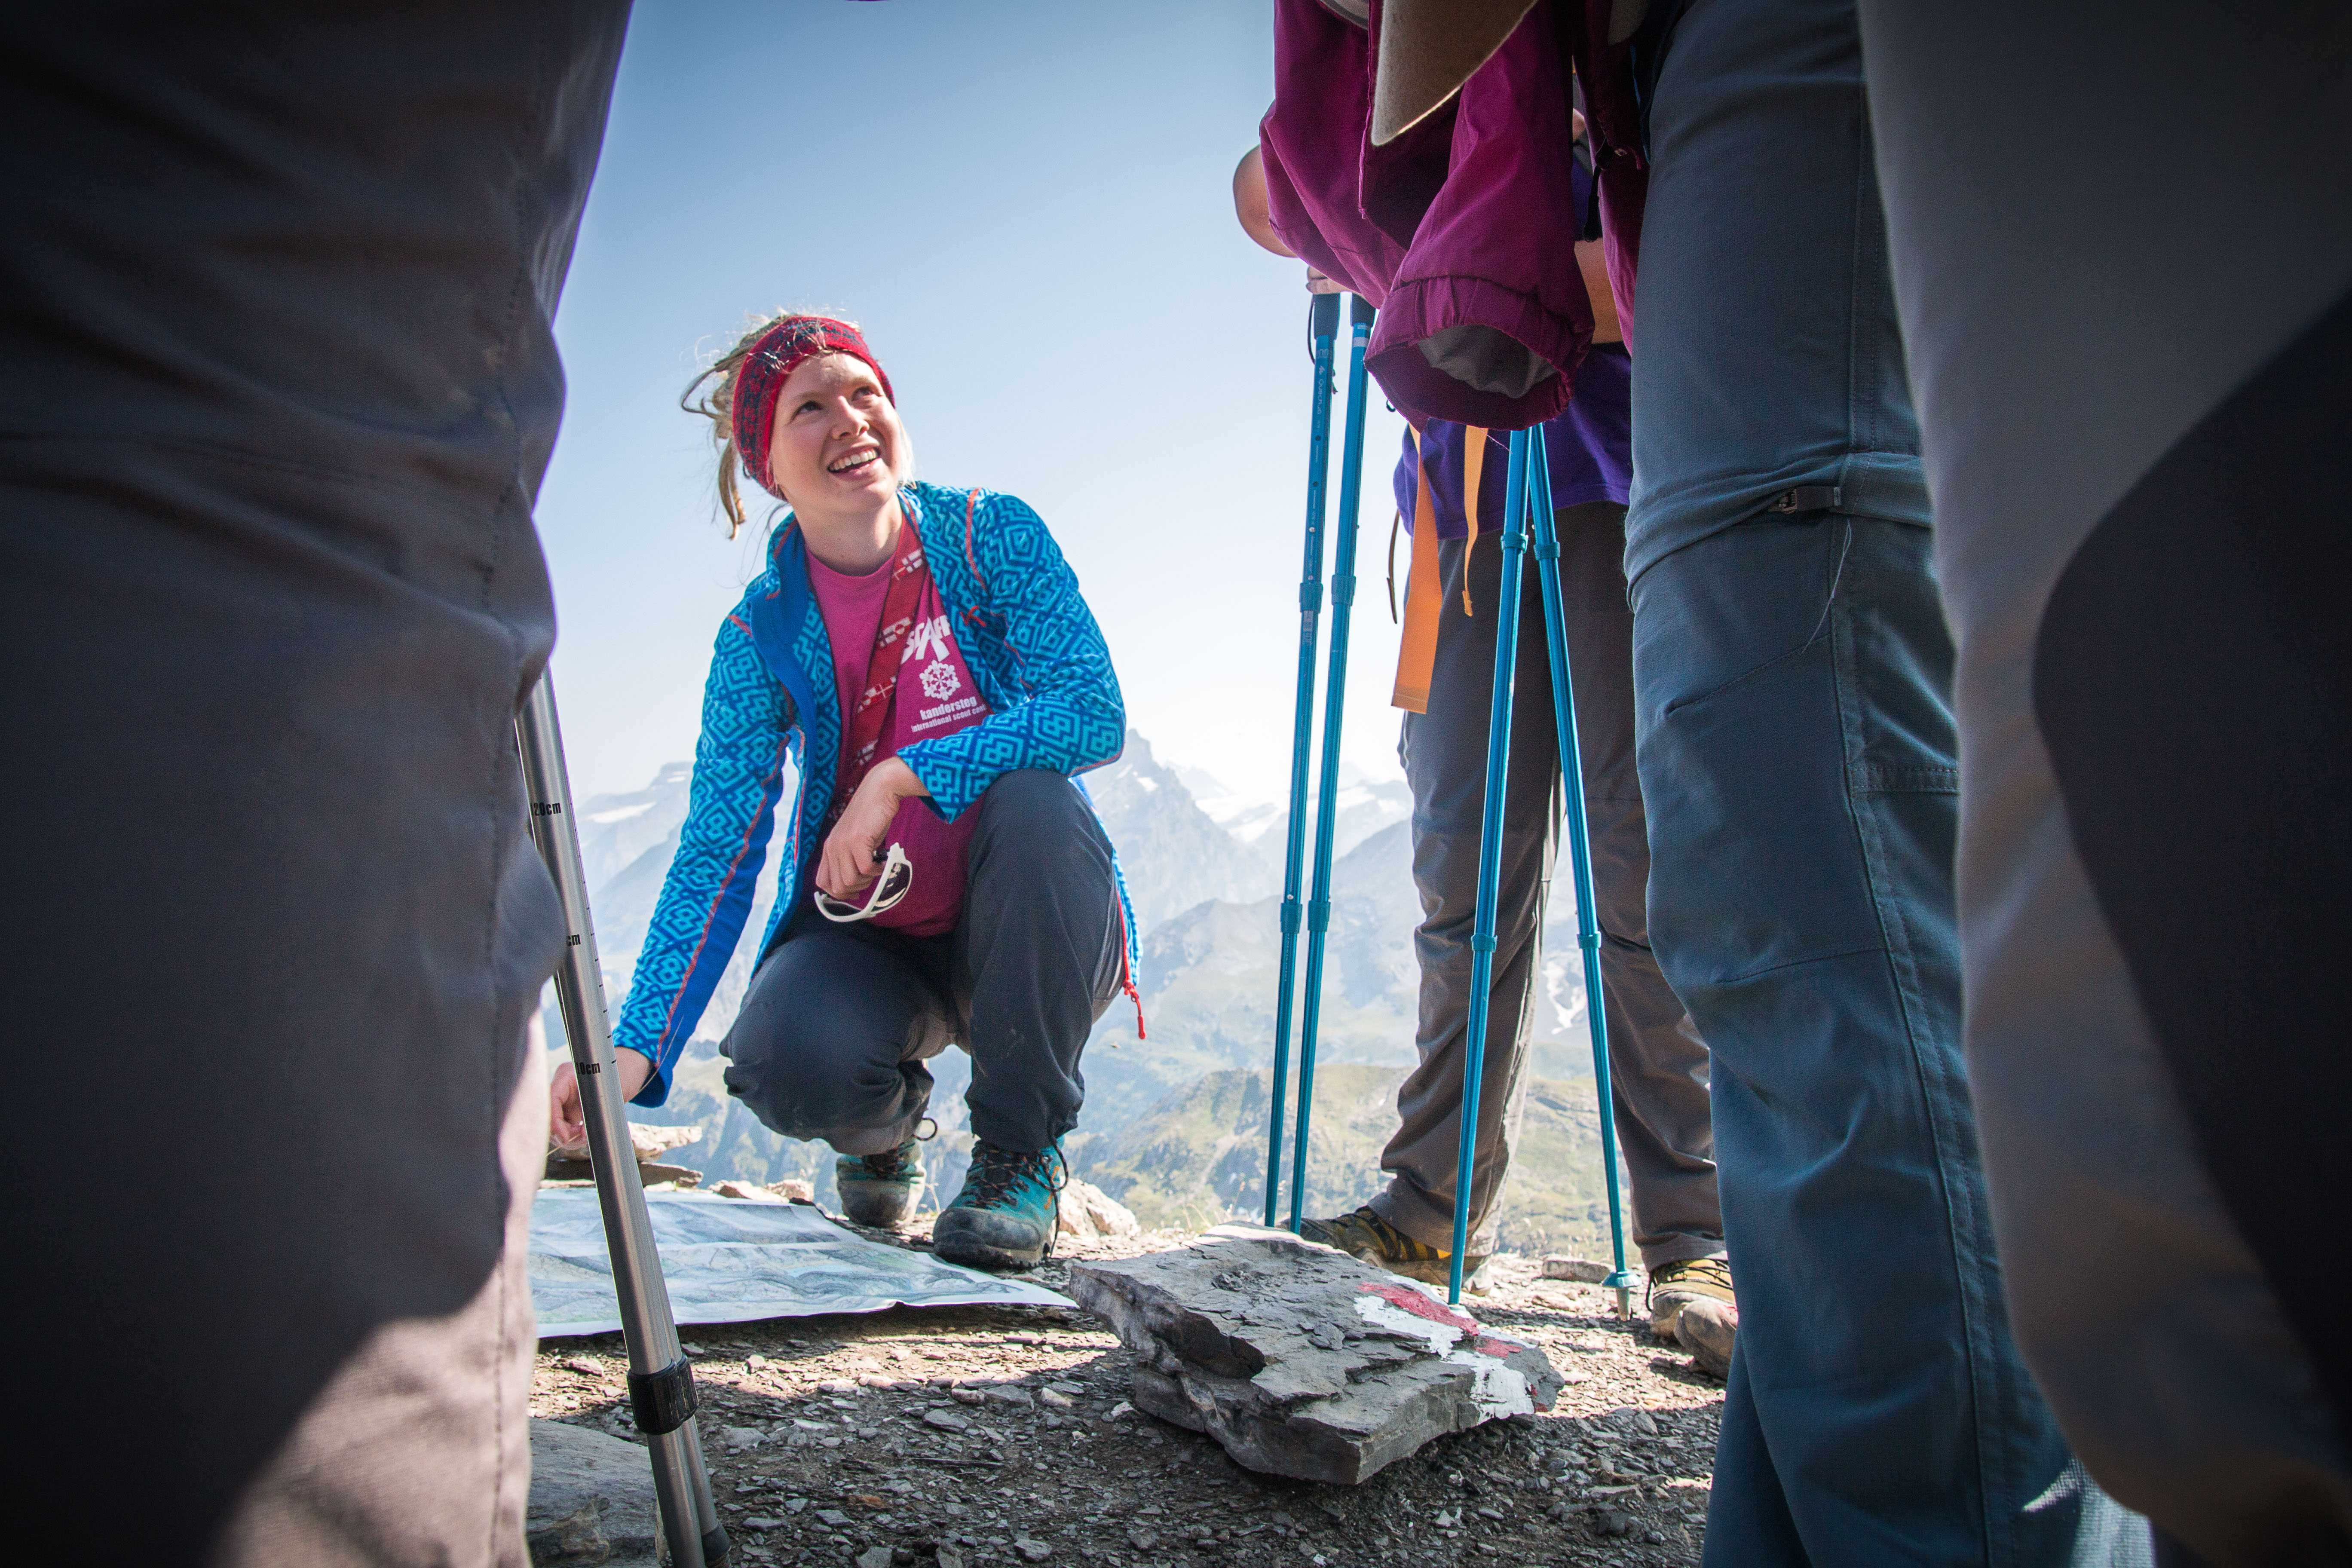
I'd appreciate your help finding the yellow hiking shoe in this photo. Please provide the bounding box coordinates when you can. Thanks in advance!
[1298,1207,1492,1293]
[1645,1255,1735,1339]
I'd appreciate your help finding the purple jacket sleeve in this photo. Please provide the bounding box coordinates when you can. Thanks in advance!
[1363,0,1593,429]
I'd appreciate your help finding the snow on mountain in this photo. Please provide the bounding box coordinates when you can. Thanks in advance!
[576,762,692,888]
[1231,775,1415,881]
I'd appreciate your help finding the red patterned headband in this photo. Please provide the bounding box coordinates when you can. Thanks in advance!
[730,315,895,499]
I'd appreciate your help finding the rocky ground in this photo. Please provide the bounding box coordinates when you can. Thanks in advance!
[532,1224,1724,1568]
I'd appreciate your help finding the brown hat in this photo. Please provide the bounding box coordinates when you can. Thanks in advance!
[1369,0,1539,145]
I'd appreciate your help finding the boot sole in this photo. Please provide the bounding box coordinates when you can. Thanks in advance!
[836,1183,924,1230]
[933,1234,1045,1271]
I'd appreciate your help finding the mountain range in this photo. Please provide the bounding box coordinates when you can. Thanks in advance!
[550,729,1623,1256]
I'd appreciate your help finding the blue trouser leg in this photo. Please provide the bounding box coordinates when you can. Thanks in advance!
[1629,0,2138,1556]
[1632,517,2136,1565]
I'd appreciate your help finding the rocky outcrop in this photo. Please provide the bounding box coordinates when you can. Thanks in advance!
[1057,1180,1140,1240]
[1069,1224,1563,1485]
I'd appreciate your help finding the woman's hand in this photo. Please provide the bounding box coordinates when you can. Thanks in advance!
[548,1048,655,1155]
[817,756,927,900]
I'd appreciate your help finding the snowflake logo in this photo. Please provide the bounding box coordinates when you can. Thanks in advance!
[918,659,961,701]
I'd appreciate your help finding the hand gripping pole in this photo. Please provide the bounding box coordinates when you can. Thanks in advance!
[1524,429,1640,1318]
[1446,432,1532,1304]
[1286,293,1377,1230]
[1264,291,1342,1226]
[517,674,728,1568]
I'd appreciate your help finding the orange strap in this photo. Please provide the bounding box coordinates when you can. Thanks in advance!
[1459,425,1487,616]
[1391,429,1444,713]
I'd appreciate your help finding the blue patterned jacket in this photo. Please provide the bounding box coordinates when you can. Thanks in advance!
[612,481,1133,1103]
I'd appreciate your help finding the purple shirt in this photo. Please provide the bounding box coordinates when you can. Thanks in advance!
[1393,342,1632,539]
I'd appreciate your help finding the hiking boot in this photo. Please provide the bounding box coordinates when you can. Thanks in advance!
[835,1139,925,1229]
[933,1141,1063,1271]
[1645,1255,1735,1340]
[1677,1296,1737,1379]
[1299,1206,1492,1293]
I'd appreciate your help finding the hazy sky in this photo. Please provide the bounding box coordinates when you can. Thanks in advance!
[539,0,1415,803]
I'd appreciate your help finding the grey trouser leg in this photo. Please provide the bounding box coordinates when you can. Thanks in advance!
[0,5,626,1559]
[1858,6,2352,1559]
[724,770,1122,1155]
[211,1046,549,1567]
[1373,502,1723,1265]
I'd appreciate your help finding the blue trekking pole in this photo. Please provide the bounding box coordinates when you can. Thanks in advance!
[1286,294,1376,1230]
[1264,291,1342,1226]
[1447,432,1533,1303]
[1525,427,1639,1318]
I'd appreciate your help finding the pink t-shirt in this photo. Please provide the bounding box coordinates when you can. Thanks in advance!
[805,551,992,935]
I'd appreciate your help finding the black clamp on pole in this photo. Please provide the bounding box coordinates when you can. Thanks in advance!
[629,1356,700,1436]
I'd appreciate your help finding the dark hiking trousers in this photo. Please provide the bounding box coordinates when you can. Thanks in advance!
[723,770,1124,1157]
[1629,0,2143,1560]
[0,3,628,1561]
[1372,502,1724,1268]
[1859,4,2352,1559]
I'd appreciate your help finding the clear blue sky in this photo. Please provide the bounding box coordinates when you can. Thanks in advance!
[538,0,1412,803]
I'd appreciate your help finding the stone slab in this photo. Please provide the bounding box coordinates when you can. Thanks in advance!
[1068,1224,1562,1485]
[527,1418,663,1566]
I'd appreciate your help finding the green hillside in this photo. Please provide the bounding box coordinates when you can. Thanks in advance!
[1083,1063,1626,1257]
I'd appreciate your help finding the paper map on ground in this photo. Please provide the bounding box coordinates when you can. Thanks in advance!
[530,1188,1072,1337]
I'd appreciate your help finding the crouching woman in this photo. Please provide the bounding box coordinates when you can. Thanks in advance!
[548,314,1135,1269]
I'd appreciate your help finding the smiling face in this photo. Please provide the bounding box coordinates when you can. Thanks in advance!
[764,352,910,522]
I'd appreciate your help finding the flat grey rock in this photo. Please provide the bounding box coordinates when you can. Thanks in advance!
[527,1418,663,1566]
[1540,1256,1611,1283]
[1068,1224,1563,1485]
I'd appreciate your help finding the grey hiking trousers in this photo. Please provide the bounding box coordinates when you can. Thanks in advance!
[722,770,1124,1157]
[1859,5,2352,1560]
[1369,501,1724,1266]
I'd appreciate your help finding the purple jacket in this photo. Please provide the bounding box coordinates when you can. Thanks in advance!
[1259,0,1600,430]
[1397,343,1632,539]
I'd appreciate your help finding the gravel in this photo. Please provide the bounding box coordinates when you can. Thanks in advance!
[531,1229,1723,1565]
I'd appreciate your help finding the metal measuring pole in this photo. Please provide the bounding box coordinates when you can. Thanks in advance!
[1523,429,1639,1318]
[1446,432,1533,1305]
[517,674,728,1568]
[1287,292,1376,1230]
[1264,290,1342,1226]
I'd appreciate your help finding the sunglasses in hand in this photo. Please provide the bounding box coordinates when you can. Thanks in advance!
[816,840,915,923]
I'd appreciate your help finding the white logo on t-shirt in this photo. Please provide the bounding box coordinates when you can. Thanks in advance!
[918,658,962,701]
[906,614,952,664]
